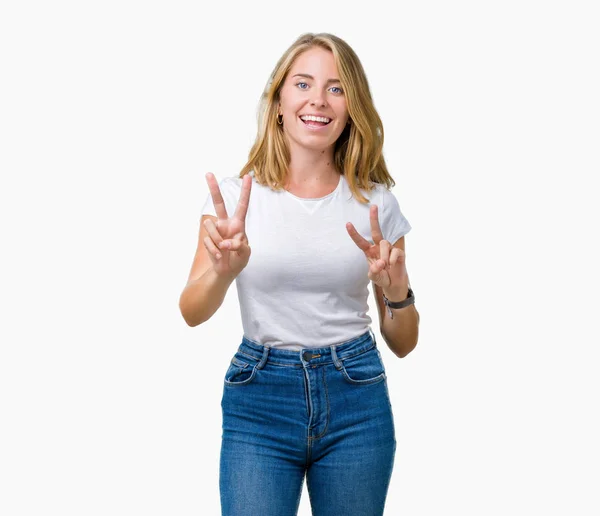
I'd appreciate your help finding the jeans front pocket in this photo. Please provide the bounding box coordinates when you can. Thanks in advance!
[339,347,386,385]
[224,352,259,387]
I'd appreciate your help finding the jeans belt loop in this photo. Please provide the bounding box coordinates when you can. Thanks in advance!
[257,345,270,370]
[330,345,343,370]
[368,327,376,345]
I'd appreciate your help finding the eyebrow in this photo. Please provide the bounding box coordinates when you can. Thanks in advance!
[292,73,341,84]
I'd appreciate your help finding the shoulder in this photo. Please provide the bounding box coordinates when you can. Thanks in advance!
[376,183,396,200]
[346,177,378,197]
[214,175,251,199]
[216,173,273,207]
[221,171,260,190]
[376,184,406,210]
[356,181,391,205]
[218,175,242,190]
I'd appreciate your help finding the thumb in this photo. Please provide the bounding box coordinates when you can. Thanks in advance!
[369,259,389,286]
[220,237,249,253]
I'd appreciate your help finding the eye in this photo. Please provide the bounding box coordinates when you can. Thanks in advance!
[296,82,308,90]
[330,86,344,94]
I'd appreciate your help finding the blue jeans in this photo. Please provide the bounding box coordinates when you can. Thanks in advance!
[219,329,396,516]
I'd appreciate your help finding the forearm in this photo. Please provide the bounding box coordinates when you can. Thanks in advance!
[381,285,420,358]
[179,267,236,327]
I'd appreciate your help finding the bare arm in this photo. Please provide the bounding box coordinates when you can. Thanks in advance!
[346,207,420,359]
[179,173,252,326]
[372,236,420,358]
[373,282,420,358]
[180,267,236,326]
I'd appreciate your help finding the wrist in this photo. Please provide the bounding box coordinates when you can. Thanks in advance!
[382,285,409,301]
[207,266,237,286]
[382,285,415,320]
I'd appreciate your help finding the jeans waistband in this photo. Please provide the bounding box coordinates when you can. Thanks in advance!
[238,329,377,368]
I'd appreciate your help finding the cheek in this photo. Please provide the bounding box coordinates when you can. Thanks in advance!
[336,112,349,128]
[333,101,349,121]
[282,101,301,117]
[280,88,303,110]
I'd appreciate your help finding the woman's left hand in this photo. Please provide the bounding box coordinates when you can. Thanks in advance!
[346,205,408,291]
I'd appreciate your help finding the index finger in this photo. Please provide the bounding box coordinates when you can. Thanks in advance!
[233,174,252,222]
[370,205,384,244]
[346,222,372,252]
[205,173,228,220]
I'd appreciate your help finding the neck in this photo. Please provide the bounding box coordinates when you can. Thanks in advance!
[285,146,340,187]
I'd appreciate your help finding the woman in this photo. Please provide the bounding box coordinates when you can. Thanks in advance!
[180,32,420,516]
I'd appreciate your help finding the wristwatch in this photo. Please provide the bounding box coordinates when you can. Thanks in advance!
[382,287,415,319]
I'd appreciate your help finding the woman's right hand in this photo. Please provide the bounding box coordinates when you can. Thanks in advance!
[203,172,253,279]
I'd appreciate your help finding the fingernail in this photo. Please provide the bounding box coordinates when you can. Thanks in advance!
[216,253,222,259]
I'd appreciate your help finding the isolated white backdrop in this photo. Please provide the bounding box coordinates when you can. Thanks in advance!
[1,0,599,514]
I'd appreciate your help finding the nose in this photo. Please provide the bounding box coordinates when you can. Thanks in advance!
[310,91,327,107]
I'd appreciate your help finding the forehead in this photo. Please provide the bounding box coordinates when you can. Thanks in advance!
[289,47,339,76]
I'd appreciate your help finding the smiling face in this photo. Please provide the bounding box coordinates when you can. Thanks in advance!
[278,46,350,153]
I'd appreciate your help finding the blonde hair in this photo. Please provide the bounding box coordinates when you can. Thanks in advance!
[239,32,396,204]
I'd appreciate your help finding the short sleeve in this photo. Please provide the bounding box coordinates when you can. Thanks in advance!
[200,176,240,219]
[380,187,412,244]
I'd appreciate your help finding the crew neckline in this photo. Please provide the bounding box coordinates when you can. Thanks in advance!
[283,174,343,201]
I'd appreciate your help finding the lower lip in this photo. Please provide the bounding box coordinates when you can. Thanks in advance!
[299,118,332,131]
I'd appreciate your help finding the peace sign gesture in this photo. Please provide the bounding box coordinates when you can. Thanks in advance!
[346,204,407,291]
[203,173,252,278]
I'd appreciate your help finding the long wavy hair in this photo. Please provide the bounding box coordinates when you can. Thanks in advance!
[239,32,396,204]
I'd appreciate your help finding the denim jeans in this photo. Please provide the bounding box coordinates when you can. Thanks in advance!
[219,329,396,516]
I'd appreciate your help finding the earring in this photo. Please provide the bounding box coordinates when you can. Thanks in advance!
[277,113,283,125]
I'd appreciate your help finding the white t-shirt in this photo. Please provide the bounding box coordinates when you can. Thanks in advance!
[200,172,411,350]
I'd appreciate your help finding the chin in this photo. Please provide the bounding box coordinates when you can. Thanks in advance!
[299,140,337,152]
[299,132,344,148]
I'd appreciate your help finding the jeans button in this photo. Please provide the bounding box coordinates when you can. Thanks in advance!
[303,351,312,361]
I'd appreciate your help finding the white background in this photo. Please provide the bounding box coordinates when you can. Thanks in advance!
[1,0,599,514]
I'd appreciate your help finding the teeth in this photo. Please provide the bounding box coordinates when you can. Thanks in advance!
[300,115,331,123]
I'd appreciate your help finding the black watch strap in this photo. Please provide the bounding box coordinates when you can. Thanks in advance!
[382,287,415,319]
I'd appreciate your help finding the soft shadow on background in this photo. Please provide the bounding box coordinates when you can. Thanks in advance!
[1,1,599,514]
